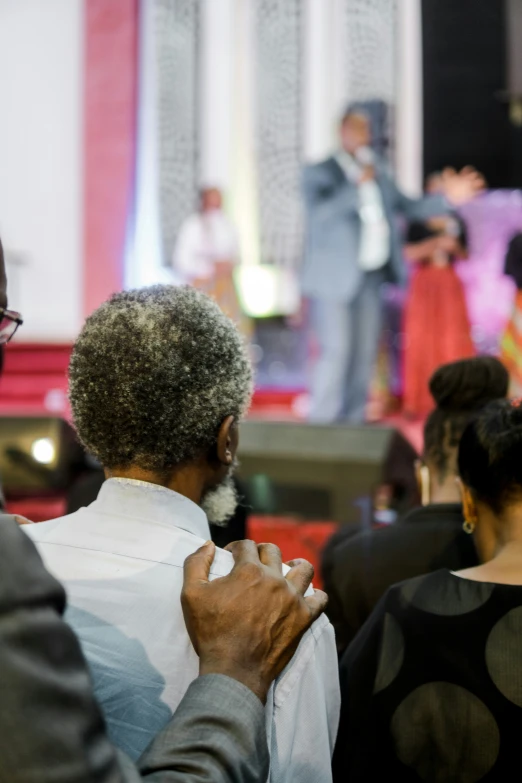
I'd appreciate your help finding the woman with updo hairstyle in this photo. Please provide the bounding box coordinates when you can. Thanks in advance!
[420,354,509,507]
[323,355,508,656]
[333,397,522,782]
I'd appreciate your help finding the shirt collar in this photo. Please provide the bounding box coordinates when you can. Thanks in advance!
[94,478,211,540]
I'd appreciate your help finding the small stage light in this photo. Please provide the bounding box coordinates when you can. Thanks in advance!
[31,437,56,465]
[234,266,300,318]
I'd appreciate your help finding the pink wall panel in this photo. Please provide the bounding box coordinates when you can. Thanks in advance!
[84,0,138,316]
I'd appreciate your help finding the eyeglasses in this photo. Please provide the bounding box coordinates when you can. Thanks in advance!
[0,308,23,345]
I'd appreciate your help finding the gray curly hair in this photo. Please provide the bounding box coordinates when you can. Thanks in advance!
[69,285,253,471]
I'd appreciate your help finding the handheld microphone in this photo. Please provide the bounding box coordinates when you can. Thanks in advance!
[354,146,375,167]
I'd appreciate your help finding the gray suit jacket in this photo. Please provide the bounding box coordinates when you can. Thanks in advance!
[0,515,268,783]
[301,156,448,302]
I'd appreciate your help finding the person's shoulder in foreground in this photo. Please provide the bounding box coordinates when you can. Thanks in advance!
[1,509,328,783]
[0,513,264,783]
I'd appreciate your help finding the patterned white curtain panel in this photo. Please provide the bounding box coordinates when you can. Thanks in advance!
[343,0,398,162]
[155,0,200,266]
[254,0,303,270]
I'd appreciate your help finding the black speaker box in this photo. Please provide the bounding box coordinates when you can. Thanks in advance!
[237,421,405,525]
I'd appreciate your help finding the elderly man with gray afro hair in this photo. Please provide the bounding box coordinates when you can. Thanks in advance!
[27,284,340,783]
[69,285,252,524]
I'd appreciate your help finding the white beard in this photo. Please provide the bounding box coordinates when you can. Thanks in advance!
[201,474,238,526]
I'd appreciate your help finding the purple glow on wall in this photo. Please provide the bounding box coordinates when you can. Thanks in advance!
[457,190,522,354]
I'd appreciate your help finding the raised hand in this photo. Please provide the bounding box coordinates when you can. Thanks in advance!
[440,166,486,206]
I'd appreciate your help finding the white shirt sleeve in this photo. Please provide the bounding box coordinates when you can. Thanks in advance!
[265,613,340,783]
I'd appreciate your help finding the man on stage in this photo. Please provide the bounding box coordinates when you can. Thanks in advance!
[302,105,483,423]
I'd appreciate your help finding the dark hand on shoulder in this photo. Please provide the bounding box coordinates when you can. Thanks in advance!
[181,540,328,703]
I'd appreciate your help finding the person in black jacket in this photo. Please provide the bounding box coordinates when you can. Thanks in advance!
[322,355,509,655]
[333,398,522,781]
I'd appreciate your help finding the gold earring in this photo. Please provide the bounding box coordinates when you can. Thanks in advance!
[462,518,476,535]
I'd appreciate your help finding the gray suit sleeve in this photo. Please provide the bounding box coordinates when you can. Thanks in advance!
[0,515,123,783]
[302,164,359,225]
[0,516,268,783]
[387,179,449,221]
[136,676,268,783]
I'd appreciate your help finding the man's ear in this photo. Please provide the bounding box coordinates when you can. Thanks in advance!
[216,415,238,466]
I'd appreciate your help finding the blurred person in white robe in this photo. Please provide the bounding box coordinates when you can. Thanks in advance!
[172,188,243,323]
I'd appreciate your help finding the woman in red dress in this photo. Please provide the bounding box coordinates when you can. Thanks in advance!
[403,214,475,417]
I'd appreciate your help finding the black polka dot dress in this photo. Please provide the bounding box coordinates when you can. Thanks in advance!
[333,570,522,782]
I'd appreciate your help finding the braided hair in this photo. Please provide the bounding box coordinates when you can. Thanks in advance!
[424,357,509,481]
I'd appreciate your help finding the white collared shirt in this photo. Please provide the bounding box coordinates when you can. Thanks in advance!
[173,210,240,282]
[27,478,340,782]
[335,150,390,271]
